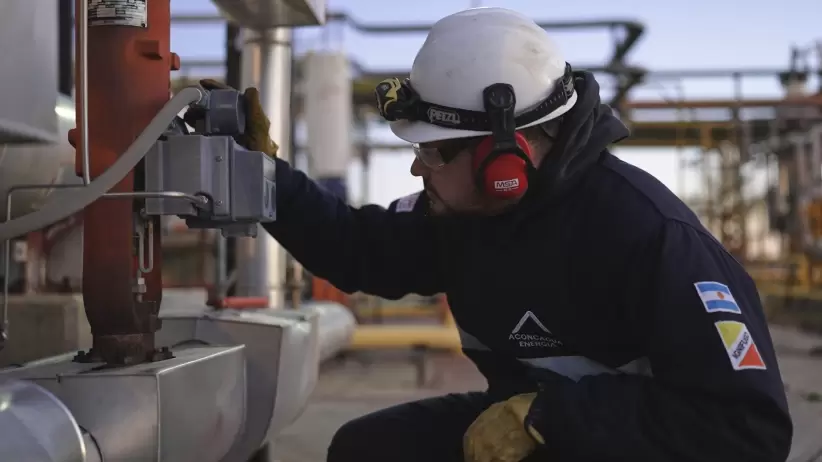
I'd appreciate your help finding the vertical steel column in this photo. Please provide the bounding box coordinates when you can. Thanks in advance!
[72,0,174,364]
[235,27,292,308]
[717,73,748,260]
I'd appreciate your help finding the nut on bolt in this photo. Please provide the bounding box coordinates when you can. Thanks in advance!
[132,277,147,294]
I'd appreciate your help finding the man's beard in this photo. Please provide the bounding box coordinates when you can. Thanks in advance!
[423,181,449,216]
[423,181,488,218]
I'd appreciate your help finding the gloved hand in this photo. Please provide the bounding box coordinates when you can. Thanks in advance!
[183,79,279,157]
[463,393,545,462]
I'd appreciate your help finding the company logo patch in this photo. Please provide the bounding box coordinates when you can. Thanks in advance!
[694,281,741,314]
[394,192,420,213]
[715,321,766,370]
[494,178,519,191]
[509,311,563,348]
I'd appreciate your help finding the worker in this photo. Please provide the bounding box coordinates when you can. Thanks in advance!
[188,6,792,462]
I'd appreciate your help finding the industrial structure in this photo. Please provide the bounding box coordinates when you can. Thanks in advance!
[0,0,820,461]
[0,1,356,461]
[170,9,822,322]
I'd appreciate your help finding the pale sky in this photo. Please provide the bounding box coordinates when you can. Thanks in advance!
[170,0,821,207]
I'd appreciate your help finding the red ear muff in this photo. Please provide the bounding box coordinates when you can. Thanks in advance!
[472,132,533,200]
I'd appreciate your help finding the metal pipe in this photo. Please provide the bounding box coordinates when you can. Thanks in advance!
[0,87,204,242]
[624,95,822,110]
[800,124,822,258]
[78,0,90,185]
[2,184,207,342]
[83,431,103,462]
[0,380,88,461]
[78,0,174,364]
[177,59,803,82]
[263,27,293,310]
[646,67,813,79]
[2,0,195,350]
[170,11,646,106]
[810,125,822,186]
[170,11,644,33]
[215,233,227,296]
[177,58,643,77]
[103,191,208,205]
[235,27,292,308]
[361,153,371,207]
[812,125,822,186]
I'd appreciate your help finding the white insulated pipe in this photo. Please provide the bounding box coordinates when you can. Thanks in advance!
[304,51,352,200]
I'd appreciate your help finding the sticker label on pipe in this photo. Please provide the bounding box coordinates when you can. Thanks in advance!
[88,0,147,28]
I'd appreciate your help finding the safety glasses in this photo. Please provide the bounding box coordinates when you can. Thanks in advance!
[412,137,483,170]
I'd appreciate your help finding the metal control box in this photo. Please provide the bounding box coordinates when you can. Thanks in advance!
[143,134,276,237]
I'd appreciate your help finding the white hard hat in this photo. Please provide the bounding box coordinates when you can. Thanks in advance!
[390,7,577,144]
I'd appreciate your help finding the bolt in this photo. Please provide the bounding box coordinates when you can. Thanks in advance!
[72,350,87,363]
[216,200,223,206]
[216,155,224,162]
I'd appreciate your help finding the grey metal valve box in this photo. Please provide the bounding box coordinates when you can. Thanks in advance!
[143,134,276,237]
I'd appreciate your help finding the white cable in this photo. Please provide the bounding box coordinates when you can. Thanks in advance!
[0,87,204,242]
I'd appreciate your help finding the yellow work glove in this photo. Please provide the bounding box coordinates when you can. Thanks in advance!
[185,79,279,158]
[463,393,545,462]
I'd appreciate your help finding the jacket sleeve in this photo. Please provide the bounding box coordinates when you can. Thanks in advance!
[263,158,444,299]
[525,219,793,462]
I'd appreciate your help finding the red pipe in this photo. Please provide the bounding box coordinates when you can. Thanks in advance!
[207,297,270,310]
[312,277,349,306]
[69,0,178,364]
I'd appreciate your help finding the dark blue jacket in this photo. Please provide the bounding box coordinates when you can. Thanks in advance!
[264,72,792,461]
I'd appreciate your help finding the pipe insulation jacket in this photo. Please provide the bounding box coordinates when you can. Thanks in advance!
[0,87,204,242]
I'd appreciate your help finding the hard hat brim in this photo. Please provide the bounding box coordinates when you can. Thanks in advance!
[389,92,578,144]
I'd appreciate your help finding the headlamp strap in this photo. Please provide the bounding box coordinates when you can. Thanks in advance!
[374,63,575,132]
